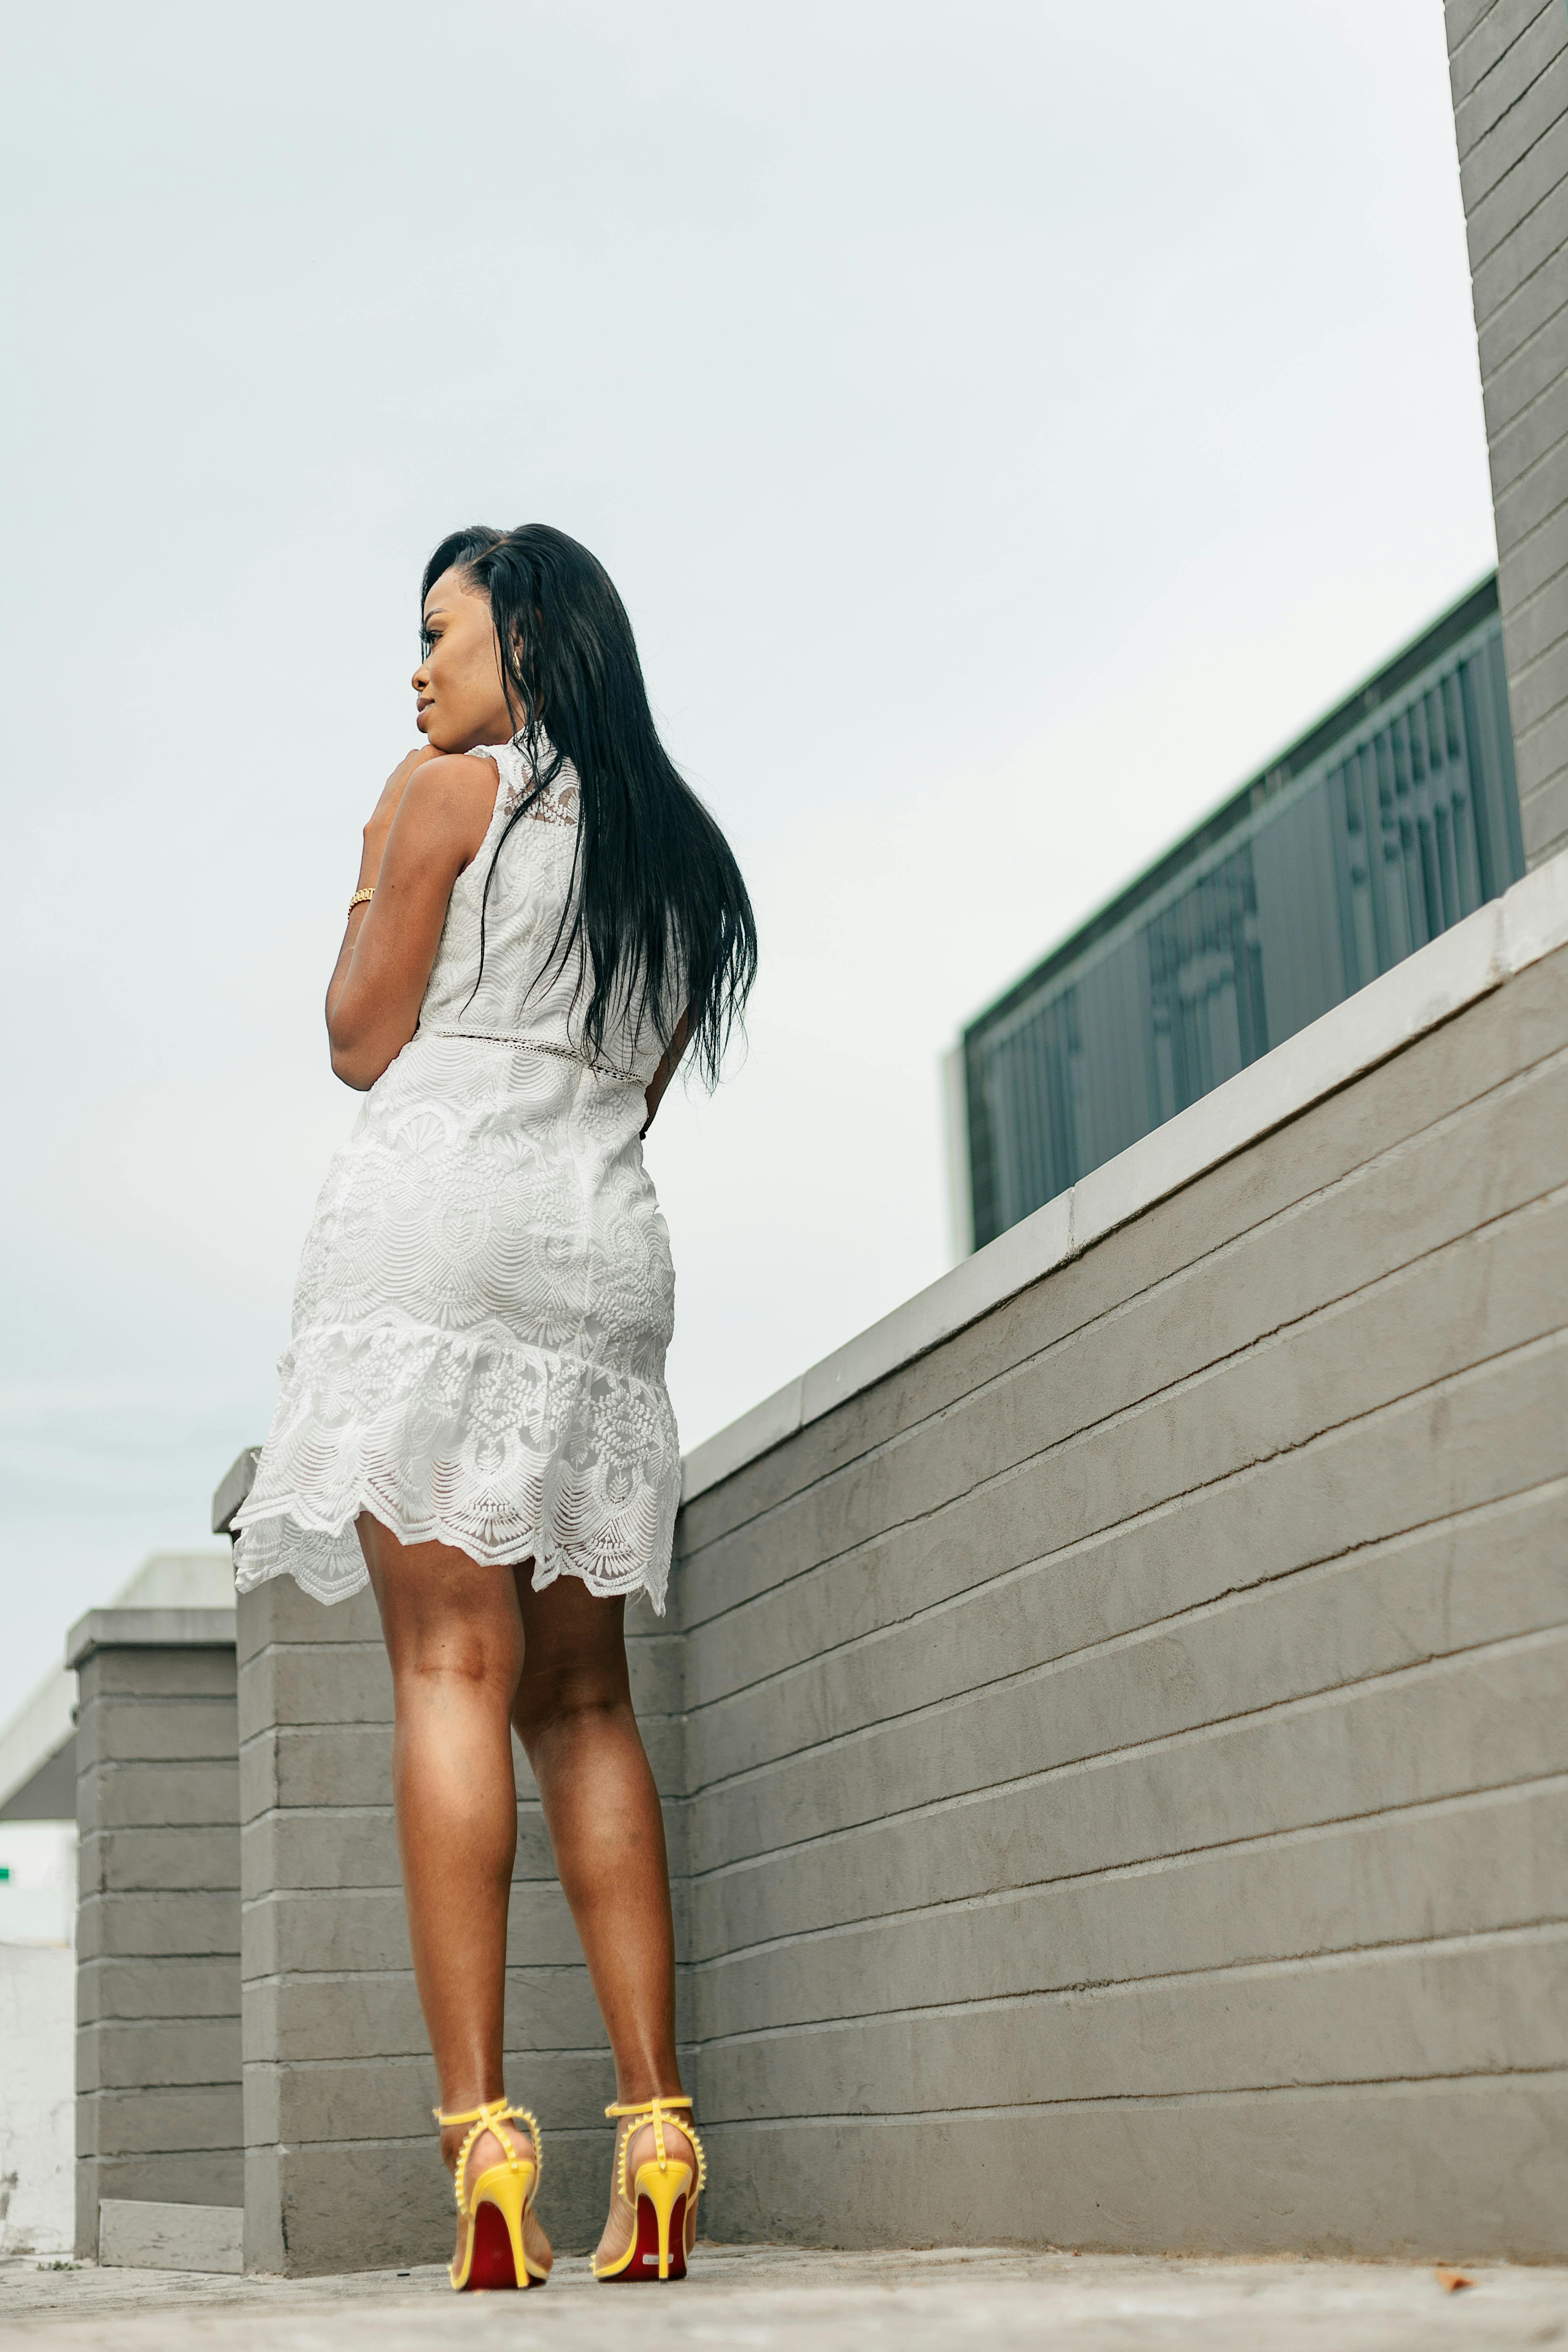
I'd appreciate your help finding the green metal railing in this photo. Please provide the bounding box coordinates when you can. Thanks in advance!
[961,576,1524,1250]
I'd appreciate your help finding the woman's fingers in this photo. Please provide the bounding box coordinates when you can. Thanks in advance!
[365,747,439,840]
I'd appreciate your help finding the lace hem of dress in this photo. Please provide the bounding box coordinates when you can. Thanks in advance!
[233,1495,670,1613]
[231,1322,678,1614]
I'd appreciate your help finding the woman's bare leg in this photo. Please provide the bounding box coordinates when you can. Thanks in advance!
[510,1573,692,2258]
[357,1515,534,2259]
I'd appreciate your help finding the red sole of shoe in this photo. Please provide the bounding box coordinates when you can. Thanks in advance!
[606,2188,688,2282]
[463,2199,544,2291]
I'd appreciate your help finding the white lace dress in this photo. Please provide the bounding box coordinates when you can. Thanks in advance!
[232,740,681,1611]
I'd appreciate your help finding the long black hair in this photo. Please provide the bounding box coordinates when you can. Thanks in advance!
[422,524,757,1086]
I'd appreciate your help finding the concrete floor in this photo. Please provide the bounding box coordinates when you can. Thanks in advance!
[2,2245,1566,2349]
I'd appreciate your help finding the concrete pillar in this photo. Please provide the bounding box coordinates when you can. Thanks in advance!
[69,1607,241,2258]
[1446,0,1568,868]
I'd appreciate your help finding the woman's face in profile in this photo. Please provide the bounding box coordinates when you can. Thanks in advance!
[413,569,513,752]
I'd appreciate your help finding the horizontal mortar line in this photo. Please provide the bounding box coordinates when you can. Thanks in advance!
[696,2065,1568,2131]
[680,1094,1555,1580]
[685,1456,1558,1725]
[689,1920,1568,2052]
[688,1770,1568,1973]
[1502,550,1568,637]
[1482,285,1568,400]
[83,2087,242,2101]
[686,1621,1568,1887]
[243,2045,609,2063]
[244,2056,619,2077]
[1512,622,1568,697]
[89,2014,240,2030]
[241,1963,594,1987]
[1459,33,1568,172]
[685,1301,1568,1682]
[253,2124,632,2153]
[237,1735,391,1758]
[682,1358,1568,1809]
[683,1467,1566,1746]
[1498,472,1568,562]
[243,1803,397,1821]
[1493,406,1568,510]
[1505,613,1568,686]
[684,1490,1568,1806]
[237,1720,395,1745]
[244,1639,385,1658]
[84,2020,241,2031]
[79,1954,239,1970]
[679,1060,1568,1591]
[83,1892,241,1903]
[242,1807,567,1831]
[682,1304,1568,1693]
[80,1951,241,1966]
[1489,372,1568,466]
[1468,114,1568,253]
[1513,657,1568,719]
[1455,0,1559,110]
[240,1626,677,1668]
[1512,702,1568,760]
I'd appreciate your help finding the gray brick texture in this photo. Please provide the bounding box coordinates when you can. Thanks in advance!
[72,1627,241,2258]
[675,940,1568,2261]
[1447,0,1568,866]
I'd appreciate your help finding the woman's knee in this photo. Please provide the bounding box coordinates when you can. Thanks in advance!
[511,1583,631,1750]
[394,1617,523,1701]
[514,1650,631,1748]
[366,1531,525,1701]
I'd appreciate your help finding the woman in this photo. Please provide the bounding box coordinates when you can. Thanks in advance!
[231,525,756,2290]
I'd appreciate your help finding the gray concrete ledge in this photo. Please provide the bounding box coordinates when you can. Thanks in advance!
[212,1450,261,1539]
[683,844,1568,1503]
[68,1612,237,1671]
[2,2246,1566,2349]
[98,2201,242,2275]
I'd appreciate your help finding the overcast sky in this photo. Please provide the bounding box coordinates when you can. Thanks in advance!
[0,1,1495,1722]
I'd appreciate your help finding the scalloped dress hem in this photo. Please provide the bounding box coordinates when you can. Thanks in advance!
[232,1496,672,1616]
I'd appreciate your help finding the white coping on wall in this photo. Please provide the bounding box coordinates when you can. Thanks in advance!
[681,845,1568,1506]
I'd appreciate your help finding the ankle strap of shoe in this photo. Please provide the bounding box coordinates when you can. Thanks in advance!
[604,2095,706,2198]
[434,2096,542,2216]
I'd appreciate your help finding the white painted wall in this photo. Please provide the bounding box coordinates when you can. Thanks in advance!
[0,1823,76,2258]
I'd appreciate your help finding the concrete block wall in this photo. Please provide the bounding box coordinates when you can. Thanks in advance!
[1448,0,1568,866]
[674,877,1568,2261]
[236,1571,685,2275]
[69,1608,241,2258]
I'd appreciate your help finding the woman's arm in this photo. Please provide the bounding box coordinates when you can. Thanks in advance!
[326,752,498,1090]
[640,1011,691,1136]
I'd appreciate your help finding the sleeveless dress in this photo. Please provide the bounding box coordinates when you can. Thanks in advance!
[231,738,682,1612]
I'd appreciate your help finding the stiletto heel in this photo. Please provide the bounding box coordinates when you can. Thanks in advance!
[592,2094,706,2283]
[437,2096,552,2292]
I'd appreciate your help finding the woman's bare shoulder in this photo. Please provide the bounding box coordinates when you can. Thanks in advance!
[392,752,500,859]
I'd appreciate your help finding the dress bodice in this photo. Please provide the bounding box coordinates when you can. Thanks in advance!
[415,738,665,1086]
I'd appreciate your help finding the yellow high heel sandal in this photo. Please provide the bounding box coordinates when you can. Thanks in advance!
[436,2096,552,2292]
[592,2094,706,2283]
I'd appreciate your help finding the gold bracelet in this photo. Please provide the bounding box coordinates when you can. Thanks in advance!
[347,888,374,914]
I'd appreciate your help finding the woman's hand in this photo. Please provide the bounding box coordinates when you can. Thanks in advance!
[358,747,441,889]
